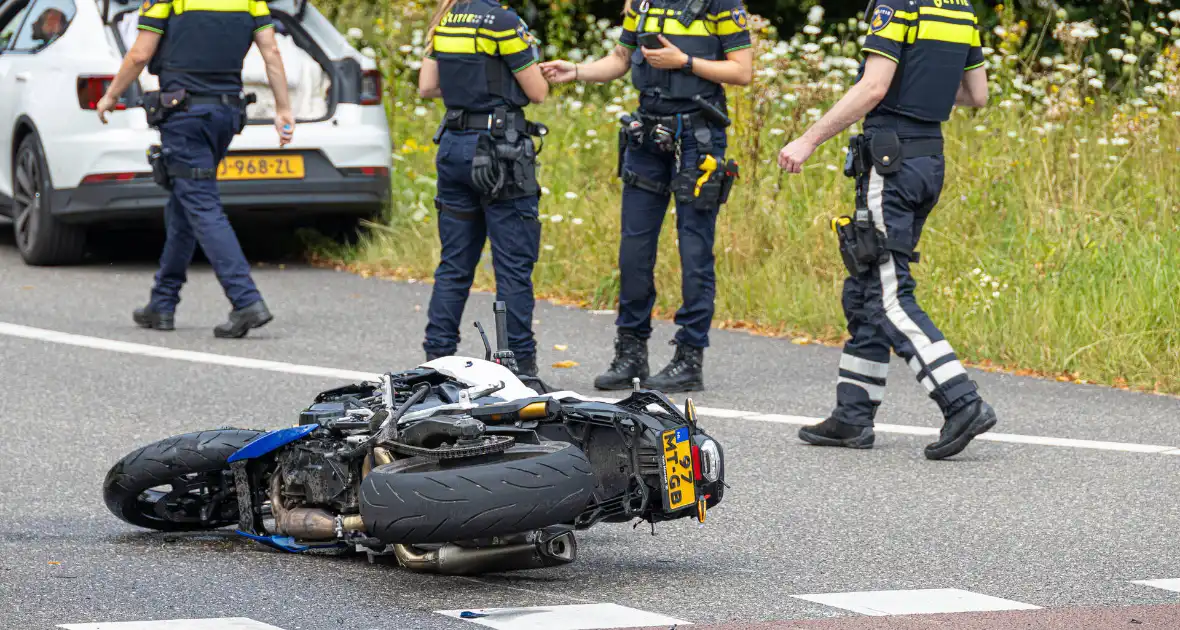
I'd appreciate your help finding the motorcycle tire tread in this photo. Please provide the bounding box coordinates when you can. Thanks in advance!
[103,429,266,532]
[360,441,596,545]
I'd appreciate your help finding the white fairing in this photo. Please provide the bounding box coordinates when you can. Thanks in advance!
[419,356,596,404]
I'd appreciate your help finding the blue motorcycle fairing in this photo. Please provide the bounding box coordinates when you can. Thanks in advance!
[226,424,319,463]
[234,530,346,553]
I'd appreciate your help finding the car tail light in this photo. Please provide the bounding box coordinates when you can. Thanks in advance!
[81,172,141,184]
[360,69,383,106]
[77,75,126,111]
[343,167,389,177]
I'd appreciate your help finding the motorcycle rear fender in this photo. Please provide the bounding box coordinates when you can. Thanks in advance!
[226,424,318,463]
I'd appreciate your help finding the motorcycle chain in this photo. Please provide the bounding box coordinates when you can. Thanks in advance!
[384,435,515,461]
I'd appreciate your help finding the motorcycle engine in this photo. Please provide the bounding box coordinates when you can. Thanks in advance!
[276,439,358,512]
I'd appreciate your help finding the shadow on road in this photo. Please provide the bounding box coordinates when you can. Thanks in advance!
[0,217,317,269]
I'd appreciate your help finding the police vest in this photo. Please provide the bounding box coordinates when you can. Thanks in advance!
[860,0,985,124]
[429,0,537,114]
[139,0,272,94]
[628,0,726,114]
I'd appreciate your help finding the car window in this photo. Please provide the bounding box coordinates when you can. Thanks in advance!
[10,0,73,52]
[0,2,32,50]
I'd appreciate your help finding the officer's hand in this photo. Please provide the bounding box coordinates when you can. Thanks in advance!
[274,109,295,147]
[778,138,816,174]
[540,60,576,84]
[642,35,688,70]
[96,94,118,124]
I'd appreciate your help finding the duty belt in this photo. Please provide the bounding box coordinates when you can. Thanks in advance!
[441,109,547,138]
[189,93,246,107]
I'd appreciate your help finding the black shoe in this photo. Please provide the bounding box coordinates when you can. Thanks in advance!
[593,330,649,390]
[798,417,875,449]
[425,351,449,362]
[133,306,174,331]
[924,400,997,460]
[213,300,273,339]
[642,341,704,393]
[515,355,539,378]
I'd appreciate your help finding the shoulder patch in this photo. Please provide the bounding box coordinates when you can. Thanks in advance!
[516,18,537,46]
[870,5,894,33]
[732,7,748,29]
[141,0,153,10]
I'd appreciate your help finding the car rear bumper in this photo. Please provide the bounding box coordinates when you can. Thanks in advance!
[50,150,390,225]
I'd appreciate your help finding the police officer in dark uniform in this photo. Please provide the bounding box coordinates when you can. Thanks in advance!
[417,0,550,376]
[97,0,294,338]
[542,0,753,393]
[779,0,994,459]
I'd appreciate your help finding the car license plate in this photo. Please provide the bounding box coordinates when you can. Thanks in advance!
[217,155,305,181]
[661,426,696,512]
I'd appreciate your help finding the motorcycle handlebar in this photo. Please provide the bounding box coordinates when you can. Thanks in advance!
[493,301,509,352]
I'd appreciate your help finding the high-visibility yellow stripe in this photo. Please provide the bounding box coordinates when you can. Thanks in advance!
[707,10,732,20]
[894,10,918,20]
[248,0,267,17]
[638,19,711,37]
[499,37,529,55]
[872,21,909,43]
[171,0,252,14]
[436,25,521,41]
[712,19,744,36]
[971,28,981,47]
[920,6,977,23]
[137,24,164,32]
[436,25,477,35]
[140,2,170,19]
[917,20,976,45]
[623,14,637,30]
[431,34,497,55]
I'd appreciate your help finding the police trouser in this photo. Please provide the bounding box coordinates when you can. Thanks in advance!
[424,129,541,360]
[616,118,729,349]
[834,153,980,427]
[149,104,261,313]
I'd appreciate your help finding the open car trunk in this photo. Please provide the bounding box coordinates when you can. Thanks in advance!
[111,6,335,123]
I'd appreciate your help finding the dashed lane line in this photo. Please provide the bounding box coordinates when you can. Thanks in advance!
[2,321,1176,457]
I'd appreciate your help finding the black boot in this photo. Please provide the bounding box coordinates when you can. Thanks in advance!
[515,354,539,378]
[924,399,997,460]
[133,305,174,331]
[643,341,704,393]
[213,300,273,339]
[593,331,649,390]
[798,417,875,449]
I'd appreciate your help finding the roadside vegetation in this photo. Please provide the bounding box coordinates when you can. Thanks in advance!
[310,1,1180,395]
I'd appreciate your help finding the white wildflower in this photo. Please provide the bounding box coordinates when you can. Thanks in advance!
[347,27,363,40]
[1007,131,1017,138]
[808,5,825,25]
[569,100,584,111]
[413,106,427,117]
[605,105,622,114]
[563,192,577,200]
[1088,78,1104,89]
[1108,48,1125,61]
[550,214,565,222]
[586,129,597,137]
[543,244,555,251]
[1097,137,1109,145]
[1123,53,1138,64]
[802,43,821,53]
[361,47,376,59]
[1083,67,1099,78]
[1039,56,1053,68]
[1109,156,1120,162]
[827,165,838,171]
[1169,9,1180,23]
[572,218,584,225]
[803,25,822,36]
[1070,153,1080,159]
[399,45,413,53]
[769,128,785,136]
[541,186,550,195]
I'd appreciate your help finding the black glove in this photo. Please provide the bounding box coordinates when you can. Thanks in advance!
[472,134,505,198]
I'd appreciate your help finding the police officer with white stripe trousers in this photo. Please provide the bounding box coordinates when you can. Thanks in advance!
[778,0,995,460]
[542,0,753,393]
[97,0,294,338]
[417,0,550,376]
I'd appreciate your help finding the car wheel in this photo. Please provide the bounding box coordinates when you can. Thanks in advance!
[12,134,86,266]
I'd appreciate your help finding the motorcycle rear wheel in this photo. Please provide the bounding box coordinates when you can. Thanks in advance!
[360,441,596,545]
[103,429,264,532]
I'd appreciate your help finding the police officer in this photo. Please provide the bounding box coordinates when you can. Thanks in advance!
[417,0,550,376]
[542,0,753,393]
[96,0,294,338]
[778,0,994,459]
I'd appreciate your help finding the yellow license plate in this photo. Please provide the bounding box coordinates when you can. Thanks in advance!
[217,155,305,181]
[661,427,696,511]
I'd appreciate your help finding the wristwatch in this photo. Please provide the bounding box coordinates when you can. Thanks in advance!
[682,55,694,74]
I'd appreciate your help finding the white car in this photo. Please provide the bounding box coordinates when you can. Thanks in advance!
[0,0,392,265]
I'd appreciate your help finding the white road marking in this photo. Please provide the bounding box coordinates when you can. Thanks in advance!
[58,619,286,630]
[1131,578,1180,593]
[791,588,1041,616]
[434,603,690,629]
[2,321,1176,456]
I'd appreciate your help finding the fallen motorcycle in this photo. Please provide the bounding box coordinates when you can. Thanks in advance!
[102,302,727,574]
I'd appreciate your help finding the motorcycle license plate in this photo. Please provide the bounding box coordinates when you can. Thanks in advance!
[661,427,696,511]
[217,154,305,181]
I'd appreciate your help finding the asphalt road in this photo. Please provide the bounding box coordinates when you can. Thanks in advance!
[0,229,1178,630]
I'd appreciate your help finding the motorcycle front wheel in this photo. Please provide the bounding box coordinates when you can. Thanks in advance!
[102,429,264,532]
[360,441,596,545]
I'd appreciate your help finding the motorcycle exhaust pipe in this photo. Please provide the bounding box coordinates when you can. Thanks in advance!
[275,507,338,540]
[392,531,577,575]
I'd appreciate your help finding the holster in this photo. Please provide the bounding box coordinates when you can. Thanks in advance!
[469,107,542,201]
[671,154,739,211]
[142,88,190,128]
[147,144,174,191]
[236,93,257,135]
[832,208,888,277]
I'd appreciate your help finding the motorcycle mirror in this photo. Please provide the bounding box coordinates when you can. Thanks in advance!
[473,321,492,361]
